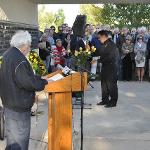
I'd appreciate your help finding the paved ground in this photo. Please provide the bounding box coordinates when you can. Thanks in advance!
[73,81,150,150]
[0,92,48,150]
[1,81,150,150]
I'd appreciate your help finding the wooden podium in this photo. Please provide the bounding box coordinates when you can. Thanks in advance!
[44,70,87,150]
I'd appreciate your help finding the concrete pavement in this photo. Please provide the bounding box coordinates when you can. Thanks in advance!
[73,81,150,150]
[0,92,48,150]
[1,81,150,150]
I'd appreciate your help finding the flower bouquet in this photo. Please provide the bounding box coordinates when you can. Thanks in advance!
[74,44,96,68]
[74,44,99,79]
[72,44,96,98]
[28,50,47,76]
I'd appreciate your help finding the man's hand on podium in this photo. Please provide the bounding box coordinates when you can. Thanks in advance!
[41,76,50,83]
[41,76,48,80]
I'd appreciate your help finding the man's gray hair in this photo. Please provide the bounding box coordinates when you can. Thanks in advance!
[10,30,32,48]
[114,27,119,32]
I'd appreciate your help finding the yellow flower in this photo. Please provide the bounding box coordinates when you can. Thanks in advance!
[92,47,96,52]
[41,66,45,69]
[88,51,91,55]
[86,50,89,53]
[79,47,83,52]
[75,51,79,56]
[68,49,71,53]
[30,55,33,59]
[33,59,37,63]
[91,46,95,50]
[34,53,38,57]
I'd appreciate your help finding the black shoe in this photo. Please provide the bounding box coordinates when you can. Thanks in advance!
[31,111,36,116]
[105,103,116,108]
[97,101,108,105]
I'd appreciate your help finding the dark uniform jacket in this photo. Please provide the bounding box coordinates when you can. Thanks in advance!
[98,39,118,66]
[147,38,150,58]
[0,47,48,112]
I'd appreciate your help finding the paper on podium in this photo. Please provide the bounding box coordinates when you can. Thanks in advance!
[47,73,64,82]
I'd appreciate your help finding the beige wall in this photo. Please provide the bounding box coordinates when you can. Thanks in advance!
[0,0,38,26]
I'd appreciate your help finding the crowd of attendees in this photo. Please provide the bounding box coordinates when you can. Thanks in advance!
[111,26,150,82]
[38,24,75,72]
[38,23,150,82]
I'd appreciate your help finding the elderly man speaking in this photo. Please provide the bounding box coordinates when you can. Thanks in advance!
[0,31,48,150]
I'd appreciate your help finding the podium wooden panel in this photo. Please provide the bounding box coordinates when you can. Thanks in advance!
[44,70,87,150]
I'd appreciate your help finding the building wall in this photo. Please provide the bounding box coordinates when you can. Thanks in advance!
[0,0,38,25]
[0,21,39,54]
[0,0,39,54]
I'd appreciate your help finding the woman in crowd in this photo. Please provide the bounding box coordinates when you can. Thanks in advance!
[52,39,67,68]
[122,35,134,81]
[38,33,51,72]
[44,28,55,46]
[131,28,137,44]
[64,28,73,68]
[90,28,102,80]
[134,36,147,82]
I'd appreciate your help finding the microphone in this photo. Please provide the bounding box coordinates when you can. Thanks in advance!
[57,64,71,76]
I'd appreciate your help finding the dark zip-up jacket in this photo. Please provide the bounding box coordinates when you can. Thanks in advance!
[98,39,118,66]
[0,47,48,112]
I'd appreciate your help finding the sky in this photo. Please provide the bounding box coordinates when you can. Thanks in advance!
[38,4,80,26]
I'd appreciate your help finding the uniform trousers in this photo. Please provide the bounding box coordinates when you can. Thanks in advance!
[101,63,118,105]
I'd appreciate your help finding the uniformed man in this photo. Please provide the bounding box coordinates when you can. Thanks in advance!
[97,30,118,108]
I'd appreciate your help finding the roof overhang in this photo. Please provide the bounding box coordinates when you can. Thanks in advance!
[31,0,150,4]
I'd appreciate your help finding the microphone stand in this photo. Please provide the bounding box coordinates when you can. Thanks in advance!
[64,44,97,150]
[78,65,95,89]
[79,69,84,150]
[60,60,96,150]
[71,57,94,108]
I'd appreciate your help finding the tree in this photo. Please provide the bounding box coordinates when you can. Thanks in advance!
[38,6,65,31]
[100,4,117,26]
[54,9,65,28]
[80,4,103,25]
[102,4,150,28]
[80,4,150,28]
